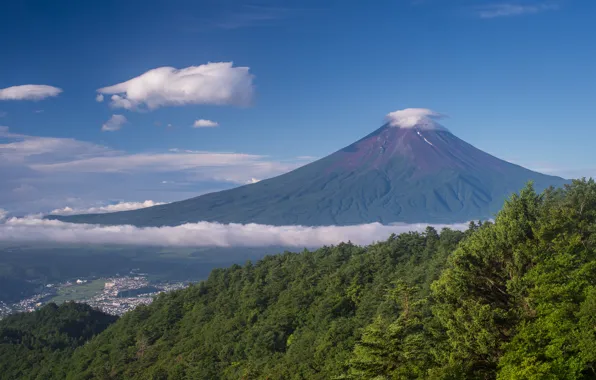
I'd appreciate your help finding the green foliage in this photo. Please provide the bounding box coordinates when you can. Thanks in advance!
[426,179,596,379]
[346,281,432,379]
[342,179,596,379]
[62,228,462,379]
[6,179,596,379]
[0,302,117,379]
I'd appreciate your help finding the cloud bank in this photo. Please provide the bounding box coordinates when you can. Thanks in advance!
[101,114,127,132]
[97,62,254,111]
[49,200,166,215]
[386,108,447,130]
[0,216,469,248]
[477,3,558,19]
[193,119,219,128]
[0,85,63,101]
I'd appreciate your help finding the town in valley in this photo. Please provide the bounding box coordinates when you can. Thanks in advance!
[0,271,189,318]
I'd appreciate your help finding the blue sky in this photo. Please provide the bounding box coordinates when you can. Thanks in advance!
[1,0,594,214]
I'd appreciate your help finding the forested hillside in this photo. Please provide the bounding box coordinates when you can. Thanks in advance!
[4,179,596,379]
[0,302,117,379]
[66,225,463,379]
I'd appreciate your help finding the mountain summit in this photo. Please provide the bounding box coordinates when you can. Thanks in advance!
[50,109,568,226]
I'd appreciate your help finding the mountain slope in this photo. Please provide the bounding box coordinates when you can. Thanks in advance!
[49,120,568,226]
[63,228,464,379]
[0,302,117,379]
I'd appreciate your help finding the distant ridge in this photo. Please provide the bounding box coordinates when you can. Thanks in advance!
[49,114,568,226]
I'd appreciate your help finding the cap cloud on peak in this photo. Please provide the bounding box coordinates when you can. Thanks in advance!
[386,108,448,131]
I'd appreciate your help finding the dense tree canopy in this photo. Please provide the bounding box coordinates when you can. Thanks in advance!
[65,225,462,380]
[3,179,596,379]
[0,302,117,379]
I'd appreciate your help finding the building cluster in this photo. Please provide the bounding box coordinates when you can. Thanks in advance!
[0,302,11,319]
[2,290,55,317]
[0,274,189,318]
[86,276,183,315]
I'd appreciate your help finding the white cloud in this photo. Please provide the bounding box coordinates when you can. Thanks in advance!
[0,209,7,221]
[0,126,299,178]
[386,108,447,130]
[96,93,104,102]
[50,200,166,215]
[97,62,254,111]
[101,114,127,132]
[32,151,266,173]
[193,119,219,128]
[477,3,558,18]
[0,127,310,214]
[0,216,469,248]
[247,178,260,184]
[296,155,318,161]
[0,128,112,163]
[0,85,62,101]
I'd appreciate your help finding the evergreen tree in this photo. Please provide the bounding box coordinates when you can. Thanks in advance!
[347,281,431,379]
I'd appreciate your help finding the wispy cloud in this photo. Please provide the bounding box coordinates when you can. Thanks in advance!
[0,214,469,248]
[0,127,311,214]
[212,5,292,29]
[476,2,559,19]
[177,4,316,33]
[0,127,112,162]
[31,151,266,173]
[0,85,62,101]
[49,200,166,215]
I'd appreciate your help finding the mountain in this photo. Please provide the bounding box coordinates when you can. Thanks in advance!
[7,180,596,379]
[49,113,568,226]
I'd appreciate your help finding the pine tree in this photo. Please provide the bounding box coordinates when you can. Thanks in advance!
[346,281,431,379]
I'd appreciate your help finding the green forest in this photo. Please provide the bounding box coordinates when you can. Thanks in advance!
[3,179,596,379]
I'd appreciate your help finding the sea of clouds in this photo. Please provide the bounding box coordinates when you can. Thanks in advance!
[0,210,469,248]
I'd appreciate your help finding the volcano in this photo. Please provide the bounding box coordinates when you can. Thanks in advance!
[49,110,568,226]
